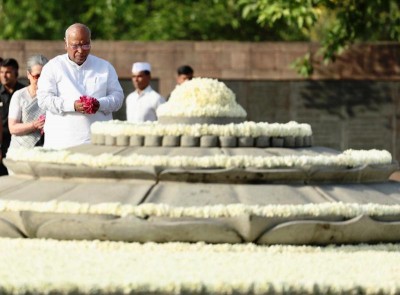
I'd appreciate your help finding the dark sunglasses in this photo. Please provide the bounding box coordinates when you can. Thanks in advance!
[30,73,40,80]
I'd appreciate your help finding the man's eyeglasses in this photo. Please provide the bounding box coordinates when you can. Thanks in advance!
[68,44,91,50]
[30,73,40,80]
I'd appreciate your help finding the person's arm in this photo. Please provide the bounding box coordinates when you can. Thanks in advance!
[9,118,44,136]
[8,90,45,135]
[37,62,75,115]
[96,63,124,115]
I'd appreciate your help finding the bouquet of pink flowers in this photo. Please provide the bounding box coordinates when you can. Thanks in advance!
[80,95,99,114]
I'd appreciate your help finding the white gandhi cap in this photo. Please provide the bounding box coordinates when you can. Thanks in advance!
[132,62,151,74]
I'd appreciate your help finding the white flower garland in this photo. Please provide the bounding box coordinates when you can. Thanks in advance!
[5,148,392,169]
[1,237,400,294]
[1,200,400,218]
[156,77,247,118]
[91,120,313,137]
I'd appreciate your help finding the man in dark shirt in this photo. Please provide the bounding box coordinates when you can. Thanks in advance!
[0,58,25,175]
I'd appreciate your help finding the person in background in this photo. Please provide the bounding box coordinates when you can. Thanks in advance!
[37,23,124,149]
[8,55,49,149]
[176,65,194,85]
[166,65,194,100]
[0,58,25,175]
[125,62,165,123]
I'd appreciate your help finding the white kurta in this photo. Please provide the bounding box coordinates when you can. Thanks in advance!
[125,85,165,123]
[37,54,124,149]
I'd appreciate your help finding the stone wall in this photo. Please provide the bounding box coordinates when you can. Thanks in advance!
[1,41,399,160]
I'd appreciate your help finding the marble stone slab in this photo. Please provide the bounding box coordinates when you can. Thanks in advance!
[1,175,400,244]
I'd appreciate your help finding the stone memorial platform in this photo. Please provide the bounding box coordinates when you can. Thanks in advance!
[1,77,400,294]
[1,144,399,245]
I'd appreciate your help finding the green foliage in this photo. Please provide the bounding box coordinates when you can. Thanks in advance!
[320,0,400,62]
[239,0,400,75]
[240,0,319,33]
[291,53,313,77]
[0,0,398,76]
[0,0,270,41]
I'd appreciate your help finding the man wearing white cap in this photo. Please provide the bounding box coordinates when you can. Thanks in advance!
[125,62,165,122]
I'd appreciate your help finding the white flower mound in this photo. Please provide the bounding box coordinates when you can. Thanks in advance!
[157,78,247,118]
[1,238,400,295]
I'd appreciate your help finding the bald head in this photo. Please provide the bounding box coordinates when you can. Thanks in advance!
[65,23,91,40]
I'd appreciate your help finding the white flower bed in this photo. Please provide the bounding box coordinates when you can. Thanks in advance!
[156,78,247,118]
[5,148,392,169]
[91,120,312,137]
[1,200,400,218]
[0,237,400,294]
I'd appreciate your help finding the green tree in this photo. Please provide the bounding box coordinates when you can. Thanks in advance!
[0,0,269,41]
[125,0,270,41]
[239,0,400,75]
[0,0,398,75]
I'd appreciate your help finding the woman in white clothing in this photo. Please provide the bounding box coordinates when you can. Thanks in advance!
[8,54,48,149]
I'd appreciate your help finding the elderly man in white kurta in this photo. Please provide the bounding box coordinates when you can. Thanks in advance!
[125,62,165,123]
[37,23,124,149]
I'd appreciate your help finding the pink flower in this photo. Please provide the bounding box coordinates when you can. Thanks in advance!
[80,95,99,114]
